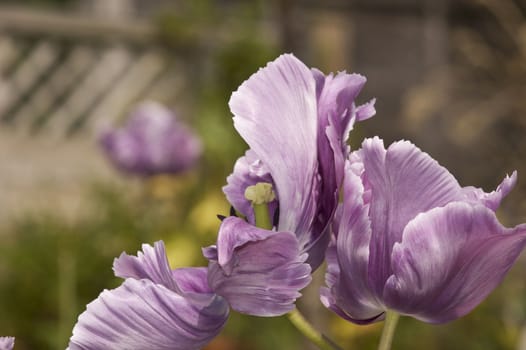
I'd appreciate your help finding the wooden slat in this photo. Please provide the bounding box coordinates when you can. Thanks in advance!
[0,6,157,44]
[84,50,167,132]
[135,62,185,104]
[9,46,71,127]
[1,40,60,121]
[0,7,193,136]
[45,47,133,136]
[24,45,97,132]
[0,36,18,73]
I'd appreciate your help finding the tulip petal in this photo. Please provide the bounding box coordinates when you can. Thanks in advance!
[229,54,318,238]
[320,241,384,325]
[68,278,229,350]
[384,202,526,323]
[206,217,312,316]
[356,98,376,121]
[313,70,367,165]
[462,171,517,211]
[171,267,213,294]
[358,137,463,296]
[316,71,370,199]
[321,162,384,323]
[0,337,14,350]
[312,70,369,249]
[113,241,180,293]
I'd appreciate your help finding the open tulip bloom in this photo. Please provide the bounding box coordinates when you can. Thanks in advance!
[321,137,526,348]
[212,53,375,317]
[65,54,526,350]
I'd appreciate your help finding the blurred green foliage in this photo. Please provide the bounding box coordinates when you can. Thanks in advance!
[0,185,158,349]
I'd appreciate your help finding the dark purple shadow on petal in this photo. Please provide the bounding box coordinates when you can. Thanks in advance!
[309,69,372,271]
[320,161,384,323]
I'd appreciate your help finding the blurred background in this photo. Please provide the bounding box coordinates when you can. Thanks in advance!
[0,0,525,349]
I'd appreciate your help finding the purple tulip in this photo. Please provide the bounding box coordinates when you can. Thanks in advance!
[100,102,202,177]
[0,337,14,350]
[68,241,229,350]
[209,54,374,317]
[321,137,526,324]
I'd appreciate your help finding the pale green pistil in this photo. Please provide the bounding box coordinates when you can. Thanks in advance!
[244,182,275,230]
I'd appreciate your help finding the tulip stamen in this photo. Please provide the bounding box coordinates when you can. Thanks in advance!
[245,182,275,230]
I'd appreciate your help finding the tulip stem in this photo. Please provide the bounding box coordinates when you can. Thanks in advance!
[377,311,400,350]
[252,202,273,230]
[287,308,342,350]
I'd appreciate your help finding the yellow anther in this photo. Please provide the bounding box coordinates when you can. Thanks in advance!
[244,182,276,205]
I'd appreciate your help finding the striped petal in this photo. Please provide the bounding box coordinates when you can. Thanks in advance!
[68,278,228,350]
[229,54,318,239]
[384,202,526,323]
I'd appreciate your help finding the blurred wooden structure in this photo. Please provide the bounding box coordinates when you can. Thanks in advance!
[0,4,188,220]
[0,5,182,138]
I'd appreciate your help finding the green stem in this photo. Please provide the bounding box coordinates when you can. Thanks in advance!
[252,202,273,230]
[287,308,342,350]
[377,311,400,350]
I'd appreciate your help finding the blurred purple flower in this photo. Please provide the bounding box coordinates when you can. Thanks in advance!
[68,241,229,350]
[321,137,526,324]
[0,337,14,350]
[206,54,375,317]
[100,102,202,177]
